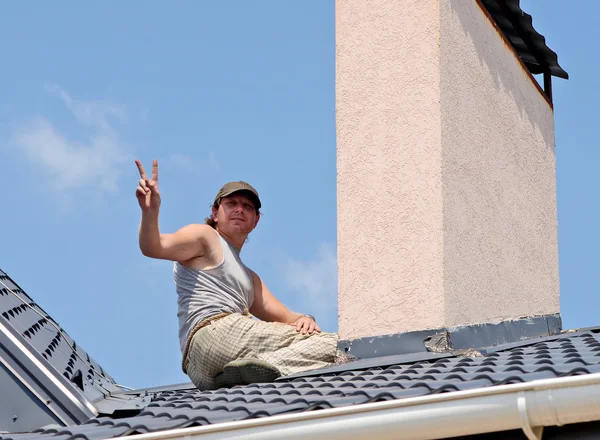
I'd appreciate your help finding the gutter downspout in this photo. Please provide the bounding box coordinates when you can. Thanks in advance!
[122,373,600,440]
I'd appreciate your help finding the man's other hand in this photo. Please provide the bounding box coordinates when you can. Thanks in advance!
[291,316,321,335]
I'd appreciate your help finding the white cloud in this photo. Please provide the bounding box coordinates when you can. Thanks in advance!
[208,151,220,172]
[167,152,219,173]
[45,84,126,130]
[168,153,196,171]
[139,108,150,123]
[280,243,338,328]
[11,85,131,193]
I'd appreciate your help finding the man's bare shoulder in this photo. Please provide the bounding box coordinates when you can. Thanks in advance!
[179,223,214,233]
[248,268,260,282]
[175,223,216,240]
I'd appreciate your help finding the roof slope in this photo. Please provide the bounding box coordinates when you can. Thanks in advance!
[480,0,568,79]
[3,328,600,439]
[0,269,122,432]
[0,269,119,401]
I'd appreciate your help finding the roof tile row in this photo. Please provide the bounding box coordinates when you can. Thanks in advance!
[3,329,600,440]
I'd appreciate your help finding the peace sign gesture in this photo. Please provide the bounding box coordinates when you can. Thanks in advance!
[135,159,161,213]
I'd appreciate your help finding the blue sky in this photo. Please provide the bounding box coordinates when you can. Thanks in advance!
[0,2,597,390]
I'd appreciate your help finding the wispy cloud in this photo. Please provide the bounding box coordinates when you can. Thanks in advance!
[11,85,131,194]
[208,151,220,172]
[280,243,338,329]
[167,151,220,173]
[168,153,196,171]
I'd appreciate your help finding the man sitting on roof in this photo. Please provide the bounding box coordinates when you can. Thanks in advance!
[134,159,341,390]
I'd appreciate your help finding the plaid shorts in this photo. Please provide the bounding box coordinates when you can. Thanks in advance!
[186,313,339,390]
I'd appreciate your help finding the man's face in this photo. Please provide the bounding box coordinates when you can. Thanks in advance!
[213,192,260,235]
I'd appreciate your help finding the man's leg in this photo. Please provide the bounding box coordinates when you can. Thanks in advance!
[228,319,339,377]
[187,313,255,390]
[188,314,340,389]
[253,327,339,375]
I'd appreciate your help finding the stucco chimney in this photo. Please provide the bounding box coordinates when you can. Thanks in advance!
[337,0,561,340]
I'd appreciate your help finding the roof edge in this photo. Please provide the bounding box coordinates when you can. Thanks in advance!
[108,373,600,440]
[480,0,569,79]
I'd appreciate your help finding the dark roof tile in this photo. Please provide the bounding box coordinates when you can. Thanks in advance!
[480,0,568,78]
[5,330,600,439]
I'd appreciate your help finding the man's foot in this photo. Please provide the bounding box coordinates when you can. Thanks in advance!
[216,359,281,388]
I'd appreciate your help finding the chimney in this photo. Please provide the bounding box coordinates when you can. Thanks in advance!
[336,0,563,340]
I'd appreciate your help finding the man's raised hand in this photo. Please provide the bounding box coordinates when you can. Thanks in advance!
[135,159,161,213]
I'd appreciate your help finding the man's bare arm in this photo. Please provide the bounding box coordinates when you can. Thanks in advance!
[249,271,320,335]
[139,221,210,261]
[135,159,209,262]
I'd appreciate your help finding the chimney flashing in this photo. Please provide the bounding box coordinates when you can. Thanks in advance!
[337,314,562,360]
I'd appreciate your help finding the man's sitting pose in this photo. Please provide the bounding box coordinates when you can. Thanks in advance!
[135,159,340,390]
